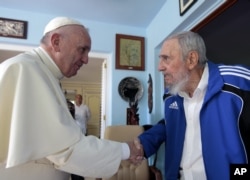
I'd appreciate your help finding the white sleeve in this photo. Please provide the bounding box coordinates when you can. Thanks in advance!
[47,135,123,178]
[121,143,130,160]
[87,106,91,121]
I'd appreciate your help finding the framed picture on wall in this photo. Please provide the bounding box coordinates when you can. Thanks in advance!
[179,0,197,16]
[115,34,145,71]
[0,17,28,39]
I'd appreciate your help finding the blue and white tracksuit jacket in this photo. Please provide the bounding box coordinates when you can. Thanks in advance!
[139,61,250,180]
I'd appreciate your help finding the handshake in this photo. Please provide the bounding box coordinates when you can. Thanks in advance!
[127,138,145,165]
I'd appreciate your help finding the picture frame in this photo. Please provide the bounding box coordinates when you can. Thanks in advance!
[179,0,197,16]
[0,17,28,39]
[116,34,145,71]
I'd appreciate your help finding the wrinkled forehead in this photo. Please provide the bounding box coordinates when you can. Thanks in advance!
[161,38,180,53]
[73,27,91,47]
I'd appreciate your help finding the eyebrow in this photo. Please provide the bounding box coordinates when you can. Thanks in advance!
[78,45,91,52]
[159,55,169,59]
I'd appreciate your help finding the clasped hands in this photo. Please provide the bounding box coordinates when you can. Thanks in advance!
[127,138,145,165]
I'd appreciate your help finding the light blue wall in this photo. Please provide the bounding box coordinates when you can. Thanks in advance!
[0,7,148,126]
[0,0,225,179]
[145,0,225,178]
[145,0,226,124]
[0,1,225,127]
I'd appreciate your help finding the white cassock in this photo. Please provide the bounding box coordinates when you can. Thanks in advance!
[0,47,123,180]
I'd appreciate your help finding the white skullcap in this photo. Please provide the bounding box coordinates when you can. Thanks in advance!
[43,17,83,35]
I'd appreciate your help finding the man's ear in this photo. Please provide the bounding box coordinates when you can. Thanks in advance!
[186,51,199,70]
[50,33,60,52]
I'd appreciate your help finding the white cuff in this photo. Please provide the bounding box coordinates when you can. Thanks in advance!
[121,143,130,160]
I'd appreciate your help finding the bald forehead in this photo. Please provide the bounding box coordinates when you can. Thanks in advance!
[76,94,82,98]
[65,25,91,49]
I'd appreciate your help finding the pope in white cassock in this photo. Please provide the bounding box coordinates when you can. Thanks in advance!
[0,17,143,180]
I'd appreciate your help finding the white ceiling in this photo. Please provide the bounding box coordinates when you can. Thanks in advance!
[1,0,250,83]
[0,0,166,28]
[0,0,166,84]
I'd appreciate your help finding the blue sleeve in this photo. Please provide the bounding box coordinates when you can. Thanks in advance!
[138,120,166,158]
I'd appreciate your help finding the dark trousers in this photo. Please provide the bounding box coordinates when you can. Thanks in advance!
[71,174,84,180]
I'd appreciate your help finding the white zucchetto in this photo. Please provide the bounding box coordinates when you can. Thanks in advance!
[43,17,84,35]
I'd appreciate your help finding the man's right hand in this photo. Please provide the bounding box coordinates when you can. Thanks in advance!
[127,138,145,165]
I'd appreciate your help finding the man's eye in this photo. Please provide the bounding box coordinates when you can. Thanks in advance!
[80,48,86,53]
[159,55,168,61]
[79,47,89,54]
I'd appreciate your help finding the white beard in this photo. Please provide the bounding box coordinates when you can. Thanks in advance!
[166,67,189,95]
